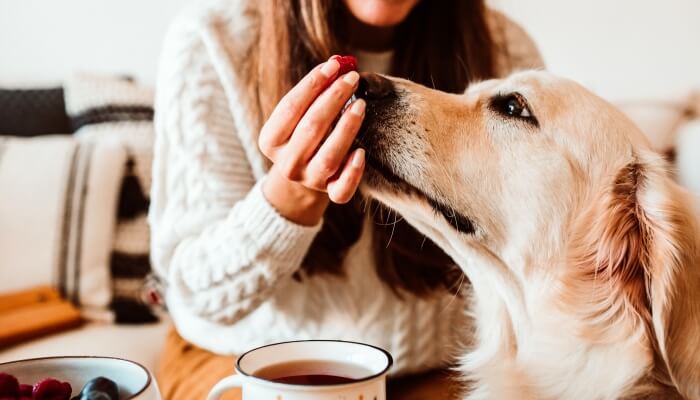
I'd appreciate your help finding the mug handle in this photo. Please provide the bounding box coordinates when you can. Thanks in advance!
[207,374,243,400]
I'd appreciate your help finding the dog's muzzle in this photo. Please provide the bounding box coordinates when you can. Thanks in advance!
[355,73,478,235]
[353,73,399,149]
[357,72,395,101]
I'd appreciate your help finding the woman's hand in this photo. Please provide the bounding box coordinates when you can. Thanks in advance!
[259,58,366,226]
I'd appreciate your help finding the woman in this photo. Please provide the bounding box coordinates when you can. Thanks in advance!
[151,0,543,398]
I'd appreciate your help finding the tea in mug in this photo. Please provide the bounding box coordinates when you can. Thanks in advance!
[254,360,373,385]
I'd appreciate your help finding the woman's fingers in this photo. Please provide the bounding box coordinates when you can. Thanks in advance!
[278,71,360,183]
[306,99,365,186]
[327,148,365,204]
[294,71,361,161]
[258,59,340,160]
[258,56,365,202]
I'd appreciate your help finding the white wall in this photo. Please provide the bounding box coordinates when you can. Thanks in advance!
[1,0,699,101]
[0,0,189,86]
[491,0,700,100]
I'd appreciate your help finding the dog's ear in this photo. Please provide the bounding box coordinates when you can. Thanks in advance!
[638,159,700,398]
[569,155,700,397]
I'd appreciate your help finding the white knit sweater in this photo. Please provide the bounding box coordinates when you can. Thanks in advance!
[150,0,543,375]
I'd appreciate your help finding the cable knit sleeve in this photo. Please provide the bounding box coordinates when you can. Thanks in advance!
[149,13,322,324]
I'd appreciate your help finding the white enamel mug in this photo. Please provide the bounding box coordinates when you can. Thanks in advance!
[208,340,393,400]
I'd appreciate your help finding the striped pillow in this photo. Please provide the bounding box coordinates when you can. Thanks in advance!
[64,73,160,323]
[0,136,125,321]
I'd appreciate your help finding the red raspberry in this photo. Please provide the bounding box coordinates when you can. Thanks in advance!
[321,55,358,92]
[19,383,33,396]
[32,378,72,400]
[331,55,358,75]
[0,373,19,397]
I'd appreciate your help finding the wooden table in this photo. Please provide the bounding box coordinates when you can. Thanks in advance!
[387,369,463,399]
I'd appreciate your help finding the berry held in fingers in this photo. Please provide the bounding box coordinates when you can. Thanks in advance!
[328,55,360,113]
[330,55,358,76]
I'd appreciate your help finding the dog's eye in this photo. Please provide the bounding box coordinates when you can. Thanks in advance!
[490,93,537,126]
[504,96,531,118]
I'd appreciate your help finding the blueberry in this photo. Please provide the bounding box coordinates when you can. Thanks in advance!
[72,377,119,400]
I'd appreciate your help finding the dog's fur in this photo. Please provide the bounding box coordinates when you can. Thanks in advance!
[358,71,700,399]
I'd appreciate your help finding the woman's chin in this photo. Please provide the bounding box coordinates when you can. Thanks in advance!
[342,0,420,28]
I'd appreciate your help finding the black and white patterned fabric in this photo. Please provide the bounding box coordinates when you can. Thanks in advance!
[64,73,159,323]
[0,88,71,136]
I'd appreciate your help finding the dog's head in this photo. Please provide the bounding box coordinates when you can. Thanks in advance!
[357,71,700,397]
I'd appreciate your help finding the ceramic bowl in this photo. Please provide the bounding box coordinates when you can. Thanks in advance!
[0,356,161,399]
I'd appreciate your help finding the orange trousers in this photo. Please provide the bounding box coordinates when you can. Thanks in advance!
[157,327,462,400]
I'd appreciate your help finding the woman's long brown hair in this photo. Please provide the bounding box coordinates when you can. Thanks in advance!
[257,0,495,296]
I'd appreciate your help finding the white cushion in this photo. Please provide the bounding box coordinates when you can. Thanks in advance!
[0,136,126,316]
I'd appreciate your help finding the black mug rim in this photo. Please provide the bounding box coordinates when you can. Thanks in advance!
[235,339,394,387]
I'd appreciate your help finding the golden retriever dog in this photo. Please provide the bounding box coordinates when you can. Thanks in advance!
[356,71,700,399]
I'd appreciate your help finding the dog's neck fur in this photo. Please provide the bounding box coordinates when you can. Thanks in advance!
[450,241,654,400]
[397,202,651,398]
[367,191,673,399]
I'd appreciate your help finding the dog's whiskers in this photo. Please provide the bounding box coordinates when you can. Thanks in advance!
[385,209,400,248]
[456,54,469,81]
[441,272,467,314]
[434,154,464,229]
[375,214,405,226]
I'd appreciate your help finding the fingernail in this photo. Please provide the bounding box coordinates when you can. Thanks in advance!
[320,60,340,77]
[352,148,365,168]
[343,71,360,86]
[350,99,365,116]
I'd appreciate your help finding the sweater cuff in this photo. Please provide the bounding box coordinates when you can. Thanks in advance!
[231,178,323,263]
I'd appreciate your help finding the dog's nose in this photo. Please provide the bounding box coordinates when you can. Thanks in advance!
[356,72,394,100]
